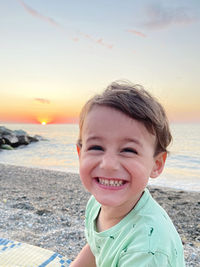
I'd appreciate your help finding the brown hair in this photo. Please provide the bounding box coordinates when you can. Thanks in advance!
[78,81,172,155]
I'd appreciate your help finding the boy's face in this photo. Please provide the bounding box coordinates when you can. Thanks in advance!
[77,105,166,211]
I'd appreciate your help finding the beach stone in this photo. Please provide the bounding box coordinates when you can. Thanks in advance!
[0,138,5,145]
[13,129,27,136]
[3,134,19,147]
[0,126,45,149]
[0,164,199,265]
[36,209,52,216]
[11,202,35,211]
[0,126,13,135]
[16,135,30,145]
[1,144,14,150]
[27,135,40,142]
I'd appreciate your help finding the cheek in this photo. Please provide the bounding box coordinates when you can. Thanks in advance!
[79,154,90,170]
[79,152,98,170]
[79,165,89,189]
[129,169,149,194]
[125,160,152,182]
[79,156,93,182]
[79,158,86,178]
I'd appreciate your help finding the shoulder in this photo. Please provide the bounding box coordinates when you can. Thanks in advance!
[135,189,179,235]
[134,189,182,245]
[120,189,184,266]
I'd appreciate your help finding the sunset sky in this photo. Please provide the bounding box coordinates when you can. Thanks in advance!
[1,0,200,124]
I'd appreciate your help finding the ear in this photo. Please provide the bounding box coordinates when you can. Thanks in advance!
[76,144,81,158]
[150,152,167,178]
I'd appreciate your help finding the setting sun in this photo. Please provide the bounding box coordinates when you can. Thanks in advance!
[41,121,46,125]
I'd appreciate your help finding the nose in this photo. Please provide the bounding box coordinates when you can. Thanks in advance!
[99,152,119,172]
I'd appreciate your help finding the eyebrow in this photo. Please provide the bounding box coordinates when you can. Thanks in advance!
[85,136,102,143]
[86,136,142,147]
[123,138,142,147]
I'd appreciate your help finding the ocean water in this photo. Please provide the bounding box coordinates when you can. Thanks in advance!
[0,123,200,192]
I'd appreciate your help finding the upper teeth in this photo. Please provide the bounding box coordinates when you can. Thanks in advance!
[98,178,123,187]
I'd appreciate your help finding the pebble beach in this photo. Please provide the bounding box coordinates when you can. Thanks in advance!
[0,163,199,266]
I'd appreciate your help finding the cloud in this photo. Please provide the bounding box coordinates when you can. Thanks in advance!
[142,4,197,30]
[17,0,61,28]
[17,0,78,42]
[34,98,50,104]
[79,32,113,49]
[96,38,113,49]
[127,29,146,38]
[17,0,113,49]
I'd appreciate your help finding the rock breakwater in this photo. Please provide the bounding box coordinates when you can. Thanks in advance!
[0,126,44,150]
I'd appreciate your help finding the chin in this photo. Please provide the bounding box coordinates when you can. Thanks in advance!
[94,195,123,207]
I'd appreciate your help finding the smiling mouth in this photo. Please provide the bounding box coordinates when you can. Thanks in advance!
[97,177,126,187]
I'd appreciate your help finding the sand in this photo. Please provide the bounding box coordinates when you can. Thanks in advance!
[0,163,199,266]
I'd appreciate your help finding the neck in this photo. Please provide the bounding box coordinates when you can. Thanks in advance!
[96,207,124,232]
[96,192,144,232]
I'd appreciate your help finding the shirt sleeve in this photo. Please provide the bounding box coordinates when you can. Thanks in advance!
[118,251,171,267]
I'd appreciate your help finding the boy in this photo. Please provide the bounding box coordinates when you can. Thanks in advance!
[71,81,185,266]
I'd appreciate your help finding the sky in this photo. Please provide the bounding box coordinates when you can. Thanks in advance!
[0,0,200,124]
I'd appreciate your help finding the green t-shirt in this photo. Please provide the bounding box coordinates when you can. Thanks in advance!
[85,188,185,267]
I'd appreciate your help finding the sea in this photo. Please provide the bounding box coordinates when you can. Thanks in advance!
[0,123,200,192]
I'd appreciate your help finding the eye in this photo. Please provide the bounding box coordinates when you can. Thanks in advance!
[88,145,103,151]
[122,147,138,154]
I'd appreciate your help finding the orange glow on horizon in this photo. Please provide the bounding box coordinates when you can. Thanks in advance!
[37,116,52,125]
[0,94,82,125]
[0,112,79,125]
[0,94,199,125]
[35,114,79,125]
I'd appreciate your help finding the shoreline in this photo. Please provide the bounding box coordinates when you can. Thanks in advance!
[0,163,199,266]
[1,162,200,193]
